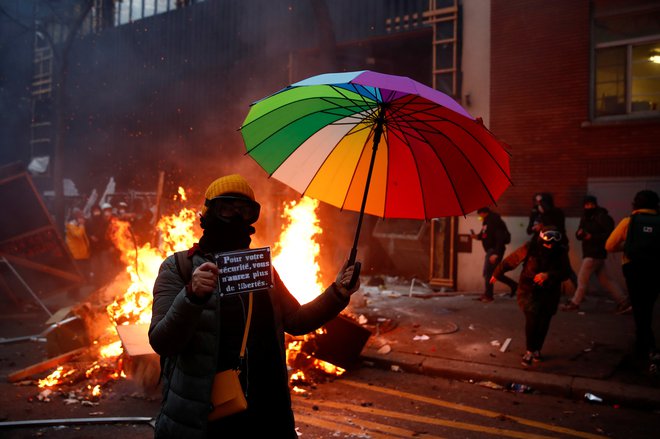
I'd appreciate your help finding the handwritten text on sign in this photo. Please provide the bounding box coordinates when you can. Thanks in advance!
[214,247,273,295]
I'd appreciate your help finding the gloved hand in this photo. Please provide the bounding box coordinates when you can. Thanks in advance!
[191,262,219,299]
[335,260,360,297]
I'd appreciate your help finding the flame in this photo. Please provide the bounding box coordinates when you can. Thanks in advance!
[105,206,198,328]
[273,198,345,380]
[99,341,123,358]
[178,186,188,202]
[88,384,101,397]
[38,189,346,399]
[38,366,76,388]
[272,197,323,304]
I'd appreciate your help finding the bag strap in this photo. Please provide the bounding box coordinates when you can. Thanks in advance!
[174,250,193,285]
[239,292,253,360]
[174,249,253,365]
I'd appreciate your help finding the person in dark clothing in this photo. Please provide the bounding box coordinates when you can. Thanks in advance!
[606,190,660,375]
[561,195,630,313]
[526,193,566,236]
[471,207,517,302]
[526,192,577,288]
[149,174,360,438]
[491,226,572,367]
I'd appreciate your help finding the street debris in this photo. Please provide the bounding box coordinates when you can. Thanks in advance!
[584,393,604,403]
[413,335,430,341]
[490,340,501,347]
[508,383,533,393]
[500,338,512,353]
[377,344,391,355]
[476,380,505,390]
[8,347,88,383]
[390,365,401,372]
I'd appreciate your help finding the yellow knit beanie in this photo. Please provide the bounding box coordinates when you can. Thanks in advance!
[201,174,255,216]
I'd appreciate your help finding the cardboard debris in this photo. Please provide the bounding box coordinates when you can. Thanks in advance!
[115,324,155,357]
[45,306,73,325]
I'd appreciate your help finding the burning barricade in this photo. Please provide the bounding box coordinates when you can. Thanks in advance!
[10,191,370,404]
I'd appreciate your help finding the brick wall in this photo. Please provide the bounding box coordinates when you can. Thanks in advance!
[490,0,660,217]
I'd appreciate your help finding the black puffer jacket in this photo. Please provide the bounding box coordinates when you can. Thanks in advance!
[475,212,508,255]
[149,251,349,438]
[576,207,614,259]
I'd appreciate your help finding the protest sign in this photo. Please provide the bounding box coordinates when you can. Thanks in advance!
[214,247,273,295]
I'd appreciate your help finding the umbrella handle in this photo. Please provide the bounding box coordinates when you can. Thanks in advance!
[346,248,361,290]
[346,262,361,290]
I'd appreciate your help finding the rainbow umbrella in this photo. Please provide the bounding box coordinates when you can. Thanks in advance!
[240,70,511,268]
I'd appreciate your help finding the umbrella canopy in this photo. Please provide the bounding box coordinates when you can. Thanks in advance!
[240,70,511,220]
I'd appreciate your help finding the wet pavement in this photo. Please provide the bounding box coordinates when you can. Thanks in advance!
[349,277,660,409]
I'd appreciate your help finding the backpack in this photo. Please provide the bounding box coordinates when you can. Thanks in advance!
[159,250,194,381]
[624,213,660,262]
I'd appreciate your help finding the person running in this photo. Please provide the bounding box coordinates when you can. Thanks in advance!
[561,195,630,313]
[491,226,572,367]
[471,207,517,302]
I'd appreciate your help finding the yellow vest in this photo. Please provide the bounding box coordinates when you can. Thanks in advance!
[65,221,90,260]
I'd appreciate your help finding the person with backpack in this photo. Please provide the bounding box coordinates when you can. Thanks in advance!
[148,174,360,438]
[606,189,660,374]
[471,207,518,302]
[491,226,572,367]
[561,195,631,313]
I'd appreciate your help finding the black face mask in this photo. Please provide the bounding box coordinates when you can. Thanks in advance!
[199,214,255,253]
[584,207,595,217]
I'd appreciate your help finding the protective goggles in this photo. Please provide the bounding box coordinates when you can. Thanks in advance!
[539,230,562,242]
[206,196,261,224]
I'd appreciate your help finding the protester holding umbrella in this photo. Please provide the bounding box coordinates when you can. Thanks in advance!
[149,174,359,438]
[491,226,572,367]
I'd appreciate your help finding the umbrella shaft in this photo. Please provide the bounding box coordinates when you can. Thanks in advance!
[349,114,384,264]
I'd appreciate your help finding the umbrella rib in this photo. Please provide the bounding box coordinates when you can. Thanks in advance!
[380,127,393,218]
[399,114,499,211]
[241,93,370,134]
[243,98,369,157]
[384,116,437,219]
[297,123,371,199]
[388,107,513,194]
[338,123,377,213]
[394,103,513,188]
[329,84,378,115]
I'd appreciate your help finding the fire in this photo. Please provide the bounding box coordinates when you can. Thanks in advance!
[177,186,188,202]
[273,199,346,384]
[36,189,345,400]
[99,341,124,358]
[272,197,323,304]
[38,366,76,388]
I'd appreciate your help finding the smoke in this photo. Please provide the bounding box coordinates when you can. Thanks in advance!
[0,1,35,166]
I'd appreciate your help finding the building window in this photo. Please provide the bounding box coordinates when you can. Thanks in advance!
[426,0,459,97]
[593,2,660,119]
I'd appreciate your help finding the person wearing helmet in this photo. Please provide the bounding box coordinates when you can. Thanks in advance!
[149,174,360,438]
[491,226,572,367]
[526,192,578,290]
